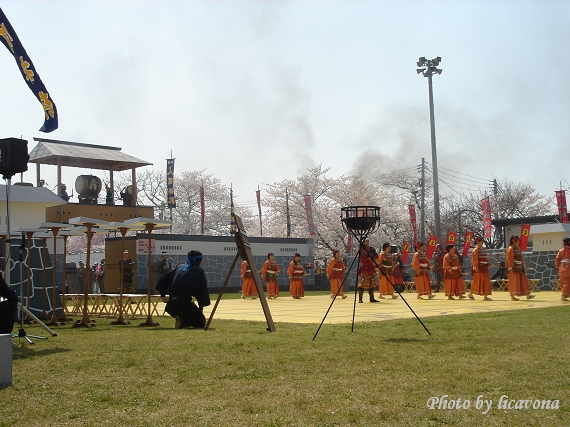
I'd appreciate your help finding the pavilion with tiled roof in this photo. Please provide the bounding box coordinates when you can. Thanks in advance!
[29,137,152,205]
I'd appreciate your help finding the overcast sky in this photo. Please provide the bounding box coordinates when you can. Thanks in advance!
[0,0,568,209]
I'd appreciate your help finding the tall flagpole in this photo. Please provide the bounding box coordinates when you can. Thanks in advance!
[200,184,205,235]
[230,185,236,235]
[256,186,263,237]
[285,188,291,238]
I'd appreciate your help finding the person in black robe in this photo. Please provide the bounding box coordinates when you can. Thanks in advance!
[158,251,172,278]
[0,275,18,334]
[491,260,507,289]
[119,251,135,293]
[156,250,210,329]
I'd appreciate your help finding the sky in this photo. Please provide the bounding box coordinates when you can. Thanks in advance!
[0,0,569,210]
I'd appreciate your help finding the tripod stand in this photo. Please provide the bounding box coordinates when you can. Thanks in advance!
[313,206,431,340]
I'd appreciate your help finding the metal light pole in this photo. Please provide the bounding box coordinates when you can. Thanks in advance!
[417,56,442,240]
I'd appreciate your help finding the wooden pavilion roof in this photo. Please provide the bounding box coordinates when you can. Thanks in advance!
[29,138,152,171]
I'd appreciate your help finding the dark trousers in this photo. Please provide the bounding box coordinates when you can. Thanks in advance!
[0,300,17,334]
[165,297,206,328]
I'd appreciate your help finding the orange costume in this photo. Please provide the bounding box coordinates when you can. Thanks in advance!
[443,252,465,298]
[288,259,305,299]
[240,260,257,299]
[555,245,570,300]
[261,258,280,299]
[326,255,346,298]
[377,251,395,297]
[412,249,432,297]
[505,245,532,298]
[470,246,492,296]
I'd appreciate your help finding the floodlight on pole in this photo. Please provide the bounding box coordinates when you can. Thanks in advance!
[417,56,443,240]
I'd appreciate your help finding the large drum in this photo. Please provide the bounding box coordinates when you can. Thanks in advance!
[75,175,101,204]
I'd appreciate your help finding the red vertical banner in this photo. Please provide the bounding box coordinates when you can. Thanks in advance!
[346,231,352,252]
[520,224,531,251]
[462,231,474,258]
[446,231,458,247]
[481,197,492,239]
[256,189,263,236]
[408,204,418,246]
[303,194,316,237]
[556,190,568,223]
[401,240,410,264]
[425,235,438,259]
[200,186,205,235]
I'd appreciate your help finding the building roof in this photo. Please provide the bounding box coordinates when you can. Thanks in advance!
[530,223,570,234]
[29,138,152,171]
[0,184,65,206]
[492,215,559,227]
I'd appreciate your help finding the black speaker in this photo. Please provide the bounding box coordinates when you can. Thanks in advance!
[0,138,29,178]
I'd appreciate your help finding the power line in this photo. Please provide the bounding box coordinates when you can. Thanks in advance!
[437,165,492,183]
[425,165,492,192]
[436,170,492,189]
[439,177,487,196]
[373,164,422,180]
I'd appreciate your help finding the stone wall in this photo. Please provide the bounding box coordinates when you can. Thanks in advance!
[135,253,316,293]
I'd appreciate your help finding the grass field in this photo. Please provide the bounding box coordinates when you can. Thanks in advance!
[1,300,569,426]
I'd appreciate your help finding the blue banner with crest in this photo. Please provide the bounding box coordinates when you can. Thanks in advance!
[0,7,58,132]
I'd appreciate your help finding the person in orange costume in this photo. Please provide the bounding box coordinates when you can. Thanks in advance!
[261,252,280,299]
[468,237,492,300]
[287,253,305,299]
[240,260,257,299]
[326,249,347,299]
[357,239,379,303]
[377,242,398,299]
[555,237,570,301]
[391,253,407,293]
[433,244,445,293]
[505,235,535,301]
[411,242,435,300]
[443,245,467,300]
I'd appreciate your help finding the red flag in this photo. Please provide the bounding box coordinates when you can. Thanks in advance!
[408,204,418,246]
[462,231,474,258]
[556,190,568,223]
[303,194,316,237]
[256,189,263,236]
[446,231,458,247]
[520,224,531,251]
[425,235,438,260]
[401,240,410,264]
[481,197,492,239]
[200,186,205,235]
[347,231,352,252]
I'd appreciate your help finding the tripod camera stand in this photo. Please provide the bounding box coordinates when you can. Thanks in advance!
[313,206,430,340]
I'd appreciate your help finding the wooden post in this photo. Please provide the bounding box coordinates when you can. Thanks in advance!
[46,227,61,326]
[140,223,158,327]
[110,227,130,325]
[74,224,95,328]
[58,235,70,321]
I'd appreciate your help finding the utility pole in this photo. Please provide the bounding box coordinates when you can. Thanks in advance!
[417,56,442,240]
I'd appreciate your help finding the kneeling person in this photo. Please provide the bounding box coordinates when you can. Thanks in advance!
[156,250,211,328]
